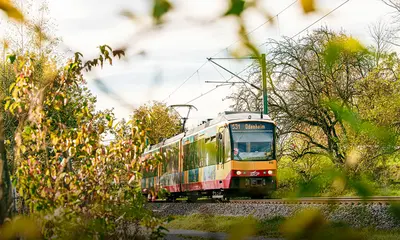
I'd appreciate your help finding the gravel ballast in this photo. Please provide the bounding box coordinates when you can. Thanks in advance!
[149,202,400,229]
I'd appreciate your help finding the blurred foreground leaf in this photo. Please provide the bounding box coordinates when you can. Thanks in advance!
[0,0,24,22]
[282,209,364,240]
[324,37,366,66]
[0,216,41,239]
[120,9,136,20]
[327,101,397,149]
[348,179,374,198]
[224,0,246,16]
[300,0,316,13]
[153,0,172,24]
[228,216,256,240]
[281,209,326,240]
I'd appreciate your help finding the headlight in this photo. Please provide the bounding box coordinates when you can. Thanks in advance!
[268,170,273,175]
[236,171,242,175]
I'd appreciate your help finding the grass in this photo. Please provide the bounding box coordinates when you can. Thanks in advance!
[166,214,285,239]
[165,214,400,240]
[177,235,215,240]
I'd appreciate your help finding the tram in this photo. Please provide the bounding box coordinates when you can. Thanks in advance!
[140,111,277,201]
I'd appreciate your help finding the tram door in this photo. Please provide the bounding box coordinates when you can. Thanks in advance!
[216,131,224,170]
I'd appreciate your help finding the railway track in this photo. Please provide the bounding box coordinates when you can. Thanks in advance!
[149,196,400,205]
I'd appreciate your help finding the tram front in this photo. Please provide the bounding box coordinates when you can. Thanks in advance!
[228,121,277,198]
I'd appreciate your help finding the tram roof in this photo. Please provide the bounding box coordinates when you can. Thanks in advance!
[144,112,273,153]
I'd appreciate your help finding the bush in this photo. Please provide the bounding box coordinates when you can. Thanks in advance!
[1,49,167,239]
[275,156,336,197]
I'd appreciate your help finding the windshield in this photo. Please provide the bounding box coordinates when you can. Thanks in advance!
[230,122,275,161]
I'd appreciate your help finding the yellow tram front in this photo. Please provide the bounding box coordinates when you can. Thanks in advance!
[227,120,277,198]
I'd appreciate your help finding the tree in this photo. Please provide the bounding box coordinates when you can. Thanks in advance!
[0,0,65,223]
[226,64,263,112]
[228,27,400,172]
[352,51,400,175]
[369,20,396,66]
[132,101,181,145]
[229,28,373,165]
[383,0,400,19]
[0,46,166,239]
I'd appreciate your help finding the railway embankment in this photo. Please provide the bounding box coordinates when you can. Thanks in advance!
[149,200,400,229]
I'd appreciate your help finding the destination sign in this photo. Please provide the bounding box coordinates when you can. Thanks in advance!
[230,122,273,131]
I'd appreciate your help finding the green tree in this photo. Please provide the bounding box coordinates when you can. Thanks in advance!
[228,27,400,179]
[133,101,181,145]
[229,28,373,164]
[351,52,400,177]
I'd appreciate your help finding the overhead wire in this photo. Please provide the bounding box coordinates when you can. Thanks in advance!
[164,0,299,103]
[259,0,351,46]
[211,0,299,58]
[185,63,255,104]
[290,0,350,39]
[211,62,229,81]
[185,0,351,105]
[162,61,209,102]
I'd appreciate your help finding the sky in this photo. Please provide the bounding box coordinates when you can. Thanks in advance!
[2,0,396,128]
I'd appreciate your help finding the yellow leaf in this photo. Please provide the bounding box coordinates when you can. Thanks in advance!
[0,216,40,239]
[0,0,24,22]
[332,176,346,193]
[346,148,361,167]
[300,0,316,14]
[98,124,105,134]
[281,209,326,239]
[19,145,26,154]
[228,217,256,240]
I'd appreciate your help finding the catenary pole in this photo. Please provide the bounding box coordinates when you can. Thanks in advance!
[261,53,268,114]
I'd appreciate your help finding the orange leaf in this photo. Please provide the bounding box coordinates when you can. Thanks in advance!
[0,0,24,22]
[300,0,316,13]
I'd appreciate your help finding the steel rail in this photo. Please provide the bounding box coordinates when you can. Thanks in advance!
[230,196,400,205]
[148,196,400,205]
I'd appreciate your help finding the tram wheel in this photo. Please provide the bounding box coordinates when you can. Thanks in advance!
[187,195,198,203]
[250,195,264,199]
[166,195,176,202]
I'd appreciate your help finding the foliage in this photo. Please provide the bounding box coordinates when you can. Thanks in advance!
[0,0,318,237]
[0,46,168,239]
[132,101,181,145]
[228,27,400,174]
[0,0,24,22]
[274,156,336,198]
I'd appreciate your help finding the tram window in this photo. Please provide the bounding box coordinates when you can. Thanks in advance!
[166,148,172,173]
[143,166,157,178]
[161,148,168,174]
[143,151,159,177]
[230,122,275,161]
[165,144,179,173]
[183,144,189,171]
[237,142,246,153]
[198,138,206,167]
[183,140,201,170]
[205,136,217,166]
[251,142,271,153]
[171,143,179,172]
[224,128,231,161]
[189,141,196,169]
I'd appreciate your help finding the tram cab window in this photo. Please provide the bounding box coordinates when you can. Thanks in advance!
[237,142,246,153]
[230,122,275,161]
[224,127,231,161]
